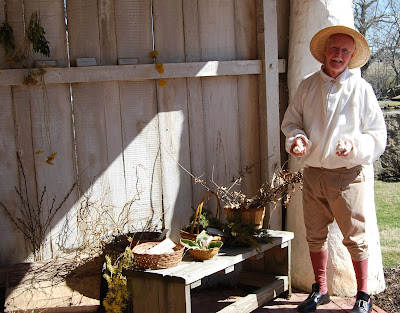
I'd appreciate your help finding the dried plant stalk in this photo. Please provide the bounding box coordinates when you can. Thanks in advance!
[0,152,77,260]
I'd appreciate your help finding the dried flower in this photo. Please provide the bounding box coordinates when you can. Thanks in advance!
[158,79,167,86]
[155,63,164,74]
[45,152,57,165]
[151,50,159,58]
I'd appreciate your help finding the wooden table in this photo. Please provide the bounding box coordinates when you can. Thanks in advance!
[126,230,294,313]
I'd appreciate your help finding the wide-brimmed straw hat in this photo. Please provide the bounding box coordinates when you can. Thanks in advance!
[310,25,370,69]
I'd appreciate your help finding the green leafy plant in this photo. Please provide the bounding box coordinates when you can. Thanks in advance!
[181,208,224,234]
[180,230,223,250]
[0,10,50,73]
[0,21,15,56]
[27,11,50,57]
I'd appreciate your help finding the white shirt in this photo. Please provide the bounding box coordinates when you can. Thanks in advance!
[281,67,387,169]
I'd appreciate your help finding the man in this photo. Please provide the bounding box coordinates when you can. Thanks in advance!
[281,25,387,313]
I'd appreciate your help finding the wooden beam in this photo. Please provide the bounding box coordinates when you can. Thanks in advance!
[217,276,288,313]
[257,0,281,229]
[0,60,262,86]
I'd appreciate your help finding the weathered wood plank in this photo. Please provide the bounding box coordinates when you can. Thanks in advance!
[65,0,101,66]
[0,60,263,86]
[67,0,128,242]
[97,0,127,219]
[5,0,27,69]
[184,77,206,209]
[118,80,163,230]
[217,277,287,313]
[156,78,193,239]
[98,0,117,65]
[256,0,281,229]
[153,0,185,63]
[0,86,26,264]
[23,0,78,258]
[71,82,109,198]
[0,2,7,68]
[28,83,78,254]
[234,0,261,197]
[12,85,40,253]
[115,0,163,231]
[199,0,236,61]
[129,275,190,313]
[182,1,208,209]
[102,81,127,211]
[5,0,36,262]
[153,0,193,240]
[0,0,28,265]
[182,0,201,62]
[198,1,240,216]
[115,0,153,64]
[202,76,240,208]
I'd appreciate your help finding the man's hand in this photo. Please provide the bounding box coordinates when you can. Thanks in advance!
[336,140,353,157]
[291,138,307,156]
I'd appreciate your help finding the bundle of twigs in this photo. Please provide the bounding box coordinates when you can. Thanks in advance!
[194,165,303,210]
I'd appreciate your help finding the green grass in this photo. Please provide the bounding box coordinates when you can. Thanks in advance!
[374,180,400,267]
[378,100,400,109]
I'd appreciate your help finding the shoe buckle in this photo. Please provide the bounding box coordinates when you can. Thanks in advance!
[357,299,368,310]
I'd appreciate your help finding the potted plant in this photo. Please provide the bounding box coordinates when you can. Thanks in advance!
[180,230,223,260]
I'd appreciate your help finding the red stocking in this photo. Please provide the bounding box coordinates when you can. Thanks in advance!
[310,250,329,294]
[352,258,368,294]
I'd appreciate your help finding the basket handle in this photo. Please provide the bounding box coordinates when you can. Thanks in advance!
[189,191,222,235]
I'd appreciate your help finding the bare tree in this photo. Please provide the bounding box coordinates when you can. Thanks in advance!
[353,0,400,98]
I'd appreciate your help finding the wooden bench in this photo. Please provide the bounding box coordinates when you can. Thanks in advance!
[126,230,293,313]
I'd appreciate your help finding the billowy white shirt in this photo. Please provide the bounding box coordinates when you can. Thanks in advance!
[281,67,387,169]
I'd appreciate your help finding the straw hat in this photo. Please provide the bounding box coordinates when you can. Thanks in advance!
[309,25,370,69]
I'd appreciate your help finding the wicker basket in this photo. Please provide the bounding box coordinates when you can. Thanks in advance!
[181,192,226,242]
[224,206,266,229]
[189,248,220,260]
[130,231,166,248]
[132,241,184,269]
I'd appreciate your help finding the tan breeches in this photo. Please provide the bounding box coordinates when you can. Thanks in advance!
[302,165,368,261]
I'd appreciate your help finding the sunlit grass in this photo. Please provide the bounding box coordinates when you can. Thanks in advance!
[374,180,400,267]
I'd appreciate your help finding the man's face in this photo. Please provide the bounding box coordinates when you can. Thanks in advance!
[323,33,355,78]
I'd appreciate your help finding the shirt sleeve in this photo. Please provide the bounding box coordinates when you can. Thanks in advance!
[281,79,312,154]
[348,83,387,166]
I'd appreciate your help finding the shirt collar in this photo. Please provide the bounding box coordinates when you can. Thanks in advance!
[319,67,353,85]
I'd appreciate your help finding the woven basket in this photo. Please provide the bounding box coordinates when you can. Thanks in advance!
[224,206,266,229]
[181,192,226,242]
[132,241,184,269]
[189,248,220,260]
[130,231,166,248]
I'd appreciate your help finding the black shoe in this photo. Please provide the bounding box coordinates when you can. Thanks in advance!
[351,291,372,313]
[297,283,331,312]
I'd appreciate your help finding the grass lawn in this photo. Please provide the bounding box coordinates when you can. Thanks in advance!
[374,180,400,267]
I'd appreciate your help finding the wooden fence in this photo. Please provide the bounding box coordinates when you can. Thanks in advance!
[0,0,283,265]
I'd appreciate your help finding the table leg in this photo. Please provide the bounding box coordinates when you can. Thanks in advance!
[128,275,191,313]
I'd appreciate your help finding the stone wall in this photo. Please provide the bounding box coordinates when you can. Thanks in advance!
[375,111,400,182]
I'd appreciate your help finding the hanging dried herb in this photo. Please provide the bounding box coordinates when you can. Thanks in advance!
[0,21,15,56]
[27,11,50,57]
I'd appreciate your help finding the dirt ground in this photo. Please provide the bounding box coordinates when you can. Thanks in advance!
[371,265,400,313]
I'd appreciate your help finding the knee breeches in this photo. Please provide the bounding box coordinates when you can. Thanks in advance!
[302,166,368,261]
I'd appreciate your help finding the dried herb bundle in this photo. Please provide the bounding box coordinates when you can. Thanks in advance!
[196,166,303,210]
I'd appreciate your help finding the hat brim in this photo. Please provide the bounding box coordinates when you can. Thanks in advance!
[310,25,370,69]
